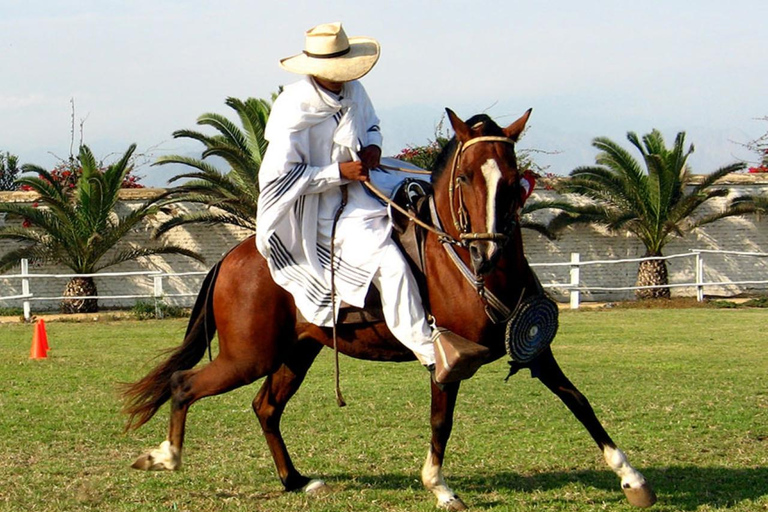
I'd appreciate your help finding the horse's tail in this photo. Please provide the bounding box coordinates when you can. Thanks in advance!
[121,261,221,432]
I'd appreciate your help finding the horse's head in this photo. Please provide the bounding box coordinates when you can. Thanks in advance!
[433,108,534,276]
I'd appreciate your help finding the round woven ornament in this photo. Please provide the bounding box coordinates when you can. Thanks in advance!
[504,295,559,363]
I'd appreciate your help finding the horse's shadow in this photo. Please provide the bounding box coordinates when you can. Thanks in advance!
[328,466,768,510]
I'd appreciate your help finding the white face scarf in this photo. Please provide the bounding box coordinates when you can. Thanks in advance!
[265,76,367,163]
[311,78,365,163]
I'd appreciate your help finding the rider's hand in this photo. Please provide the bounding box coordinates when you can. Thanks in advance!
[339,160,369,181]
[358,145,382,172]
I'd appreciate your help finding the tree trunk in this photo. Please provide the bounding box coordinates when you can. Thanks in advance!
[61,276,99,313]
[635,252,670,300]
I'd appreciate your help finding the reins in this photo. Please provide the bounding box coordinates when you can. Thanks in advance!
[329,185,348,407]
[361,180,459,245]
[366,135,519,248]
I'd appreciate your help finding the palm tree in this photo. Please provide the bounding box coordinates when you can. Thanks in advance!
[152,96,270,236]
[550,129,751,299]
[0,144,204,313]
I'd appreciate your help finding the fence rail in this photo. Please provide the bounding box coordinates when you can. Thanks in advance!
[1,248,767,320]
[0,265,208,320]
[530,249,768,307]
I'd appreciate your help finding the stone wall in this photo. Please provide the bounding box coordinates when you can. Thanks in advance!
[1,174,766,312]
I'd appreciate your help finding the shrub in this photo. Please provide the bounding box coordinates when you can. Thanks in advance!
[131,299,188,320]
[743,296,768,308]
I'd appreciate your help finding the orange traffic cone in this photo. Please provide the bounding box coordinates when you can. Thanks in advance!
[30,319,49,360]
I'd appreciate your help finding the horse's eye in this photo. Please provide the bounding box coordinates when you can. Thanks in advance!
[456,174,469,185]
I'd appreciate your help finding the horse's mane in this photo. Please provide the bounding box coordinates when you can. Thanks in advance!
[431,114,506,184]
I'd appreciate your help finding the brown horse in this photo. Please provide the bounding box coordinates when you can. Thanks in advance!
[123,109,656,510]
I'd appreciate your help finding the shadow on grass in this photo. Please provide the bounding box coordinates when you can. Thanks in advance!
[325,466,768,510]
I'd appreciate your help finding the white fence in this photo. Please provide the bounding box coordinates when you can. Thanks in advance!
[0,264,207,320]
[1,249,767,320]
[532,249,768,308]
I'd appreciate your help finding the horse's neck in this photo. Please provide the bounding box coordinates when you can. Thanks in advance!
[423,222,531,341]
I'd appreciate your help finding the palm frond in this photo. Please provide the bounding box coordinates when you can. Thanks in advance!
[154,156,223,176]
[730,194,768,215]
[171,128,219,147]
[519,220,558,240]
[152,210,255,238]
[197,113,250,152]
[95,245,205,272]
[0,245,58,273]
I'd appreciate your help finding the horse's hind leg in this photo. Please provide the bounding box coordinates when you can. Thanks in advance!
[534,348,657,508]
[132,354,270,471]
[253,333,325,493]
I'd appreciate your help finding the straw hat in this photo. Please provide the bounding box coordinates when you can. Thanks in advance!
[279,22,380,82]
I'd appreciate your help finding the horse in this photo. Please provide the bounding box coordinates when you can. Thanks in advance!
[122,109,657,510]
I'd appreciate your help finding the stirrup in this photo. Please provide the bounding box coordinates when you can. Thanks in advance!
[432,328,490,384]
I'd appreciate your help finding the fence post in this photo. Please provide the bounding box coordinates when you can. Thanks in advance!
[153,274,164,319]
[694,251,704,302]
[569,252,580,309]
[21,259,31,321]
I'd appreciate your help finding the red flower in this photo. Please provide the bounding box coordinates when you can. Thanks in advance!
[22,219,31,228]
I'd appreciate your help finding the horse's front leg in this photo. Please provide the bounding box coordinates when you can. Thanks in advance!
[534,348,657,508]
[422,380,467,511]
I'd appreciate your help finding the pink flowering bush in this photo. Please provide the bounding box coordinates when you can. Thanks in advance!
[745,118,768,173]
[395,139,449,170]
[748,148,768,173]
[19,158,144,191]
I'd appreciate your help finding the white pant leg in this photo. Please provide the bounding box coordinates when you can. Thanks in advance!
[371,241,436,367]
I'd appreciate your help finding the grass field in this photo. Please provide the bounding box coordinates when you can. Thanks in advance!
[0,309,766,511]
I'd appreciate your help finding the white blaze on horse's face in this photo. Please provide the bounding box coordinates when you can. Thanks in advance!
[481,158,503,236]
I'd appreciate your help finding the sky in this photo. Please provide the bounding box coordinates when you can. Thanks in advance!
[2,0,767,187]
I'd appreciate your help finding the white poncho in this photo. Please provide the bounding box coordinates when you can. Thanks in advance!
[256,76,390,326]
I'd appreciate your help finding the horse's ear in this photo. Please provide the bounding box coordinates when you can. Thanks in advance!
[503,108,533,142]
[446,108,472,143]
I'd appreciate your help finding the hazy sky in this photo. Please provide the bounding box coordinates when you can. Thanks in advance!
[2,1,767,186]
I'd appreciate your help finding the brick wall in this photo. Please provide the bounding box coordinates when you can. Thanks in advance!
[1,174,766,312]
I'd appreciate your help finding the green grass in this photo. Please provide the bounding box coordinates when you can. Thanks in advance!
[0,310,766,511]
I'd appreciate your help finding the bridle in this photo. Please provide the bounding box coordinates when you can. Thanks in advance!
[447,135,520,245]
[365,135,526,324]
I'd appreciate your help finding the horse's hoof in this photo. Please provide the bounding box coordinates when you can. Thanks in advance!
[623,482,657,508]
[131,453,169,471]
[303,479,330,495]
[130,441,179,471]
[439,496,468,511]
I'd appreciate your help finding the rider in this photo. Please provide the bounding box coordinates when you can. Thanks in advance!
[256,22,468,383]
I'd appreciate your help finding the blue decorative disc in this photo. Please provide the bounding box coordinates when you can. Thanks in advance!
[505,295,559,363]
